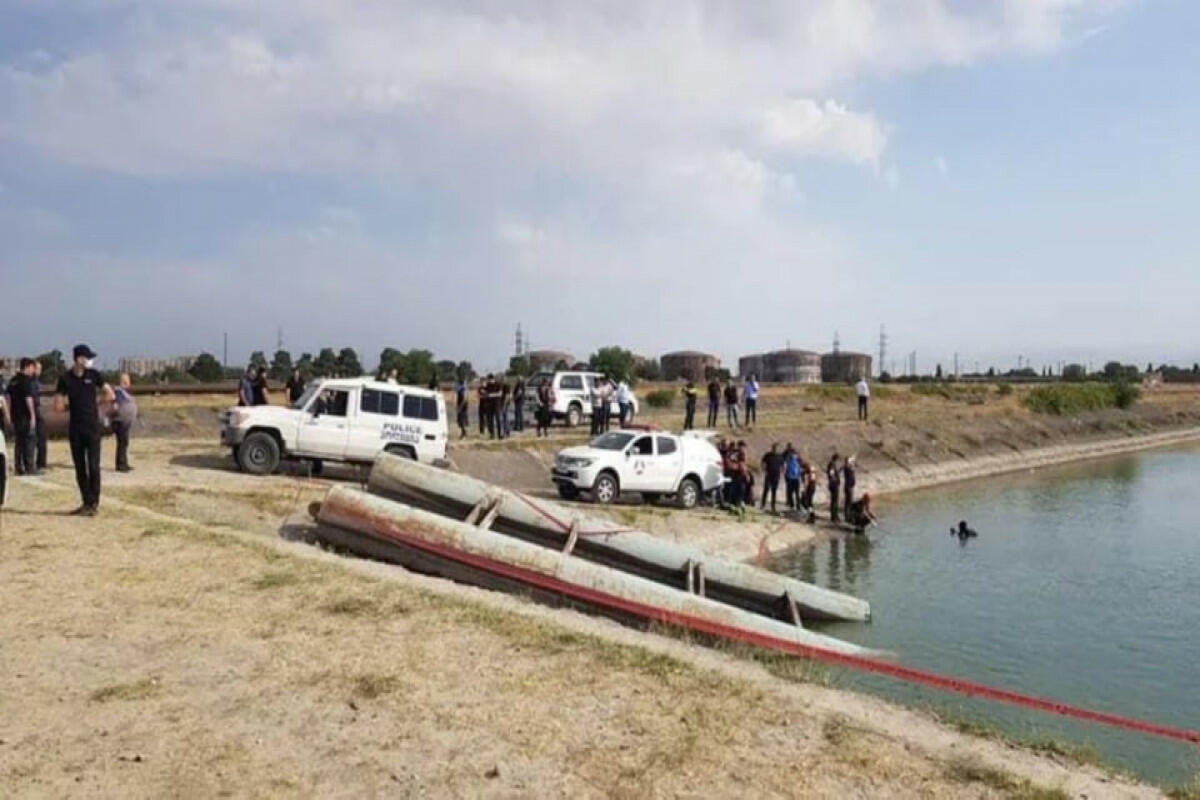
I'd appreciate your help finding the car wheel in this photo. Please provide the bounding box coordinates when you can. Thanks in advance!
[676,477,701,510]
[557,483,580,500]
[309,459,324,476]
[238,431,281,475]
[642,492,661,505]
[592,472,619,504]
[566,404,582,428]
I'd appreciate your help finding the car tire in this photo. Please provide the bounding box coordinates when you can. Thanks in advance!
[238,431,281,476]
[557,483,580,501]
[309,459,324,476]
[676,477,701,510]
[642,492,661,505]
[592,472,619,505]
[566,404,582,428]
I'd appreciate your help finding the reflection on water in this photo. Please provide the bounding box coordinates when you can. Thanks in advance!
[768,445,1200,786]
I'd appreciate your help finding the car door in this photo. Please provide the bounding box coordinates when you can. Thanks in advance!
[350,387,400,460]
[297,388,352,459]
[621,435,656,491]
[651,436,685,490]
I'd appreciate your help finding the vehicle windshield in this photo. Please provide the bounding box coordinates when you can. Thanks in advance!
[589,431,635,450]
[292,384,321,411]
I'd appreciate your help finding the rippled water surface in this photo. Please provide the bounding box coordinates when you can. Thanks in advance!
[770,445,1200,784]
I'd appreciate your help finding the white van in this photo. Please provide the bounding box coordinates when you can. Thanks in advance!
[221,377,448,475]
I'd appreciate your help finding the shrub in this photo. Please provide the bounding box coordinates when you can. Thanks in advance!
[1023,382,1139,415]
[645,389,675,409]
[996,383,1014,397]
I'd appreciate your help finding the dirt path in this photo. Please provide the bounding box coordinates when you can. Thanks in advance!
[0,439,1165,798]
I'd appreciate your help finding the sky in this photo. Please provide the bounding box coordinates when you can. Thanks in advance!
[1,0,1197,375]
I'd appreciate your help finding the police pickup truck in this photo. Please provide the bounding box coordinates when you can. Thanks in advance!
[221,378,447,475]
[551,427,723,509]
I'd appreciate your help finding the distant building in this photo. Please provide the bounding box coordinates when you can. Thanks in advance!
[0,355,21,376]
[525,349,575,371]
[661,350,720,381]
[119,356,196,377]
[740,349,821,383]
[820,351,873,383]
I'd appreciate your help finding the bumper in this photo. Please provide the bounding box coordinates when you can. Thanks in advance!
[221,426,247,447]
[551,465,599,488]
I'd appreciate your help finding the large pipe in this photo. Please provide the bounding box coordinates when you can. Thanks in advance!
[316,486,883,658]
[366,454,871,623]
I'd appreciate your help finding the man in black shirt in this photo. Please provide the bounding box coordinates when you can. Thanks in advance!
[285,369,306,405]
[706,378,720,428]
[55,344,114,516]
[32,360,48,471]
[7,358,38,475]
[759,443,784,514]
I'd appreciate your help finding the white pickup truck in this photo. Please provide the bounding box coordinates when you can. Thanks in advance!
[550,428,723,509]
[524,371,639,428]
[221,377,447,475]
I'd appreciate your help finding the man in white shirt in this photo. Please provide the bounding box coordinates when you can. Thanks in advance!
[615,380,633,427]
[743,374,760,427]
[855,376,870,421]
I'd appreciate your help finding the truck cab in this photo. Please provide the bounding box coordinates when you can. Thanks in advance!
[221,378,448,475]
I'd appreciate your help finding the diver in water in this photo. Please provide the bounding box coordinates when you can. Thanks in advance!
[952,520,979,540]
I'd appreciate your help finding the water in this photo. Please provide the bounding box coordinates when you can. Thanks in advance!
[770,445,1200,785]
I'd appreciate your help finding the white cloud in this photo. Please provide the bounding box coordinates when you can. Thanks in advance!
[884,166,901,191]
[495,221,548,249]
[760,99,887,165]
[935,156,949,175]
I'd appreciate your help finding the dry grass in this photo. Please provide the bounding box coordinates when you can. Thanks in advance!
[90,677,162,703]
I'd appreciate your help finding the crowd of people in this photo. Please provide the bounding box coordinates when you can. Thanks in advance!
[714,439,875,530]
[681,374,762,431]
[0,344,137,516]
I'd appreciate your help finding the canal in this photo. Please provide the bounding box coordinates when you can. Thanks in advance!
[770,444,1200,785]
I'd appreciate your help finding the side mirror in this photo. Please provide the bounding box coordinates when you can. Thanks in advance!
[624,450,631,459]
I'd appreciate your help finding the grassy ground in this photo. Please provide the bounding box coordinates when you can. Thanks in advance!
[0,438,1168,798]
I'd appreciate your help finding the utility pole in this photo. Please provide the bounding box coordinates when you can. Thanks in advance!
[223,332,228,368]
[954,352,959,378]
[514,323,525,357]
[276,327,284,353]
[832,331,841,355]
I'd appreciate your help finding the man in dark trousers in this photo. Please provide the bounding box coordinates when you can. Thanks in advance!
[111,372,138,472]
[55,344,114,516]
[826,453,841,523]
[680,380,698,430]
[706,376,720,428]
[513,379,526,433]
[32,360,48,471]
[724,380,739,428]
[7,359,39,475]
[842,455,858,522]
[759,443,784,514]
[454,377,469,438]
[285,368,306,405]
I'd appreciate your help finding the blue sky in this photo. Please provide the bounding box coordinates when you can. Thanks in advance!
[1,0,1196,374]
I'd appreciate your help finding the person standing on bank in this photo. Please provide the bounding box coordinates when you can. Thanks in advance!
[252,367,270,406]
[681,379,698,431]
[855,375,870,421]
[842,455,858,522]
[724,379,739,428]
[454,377,469,439]
[826,453,841,523]
[111,373,138,472]
[238,366,255,407]
[55,345,114,516]
[513,378,526,433]
[285,368,306,405]
[759,443,784,514]
[706,376,721,428]
[616,378,633,427]
[536,379,553,437]
[32,360,48,471]
[7,359,39,475]
[744,373,760,428]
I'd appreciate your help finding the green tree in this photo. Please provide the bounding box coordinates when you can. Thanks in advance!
[554,359,571,371]
[435,360,458,383]
[269,349,293,381]
[400,350,435,384]
[37,350,67,384]
[296,352,314,378]
[589,346,636,383]
[456,361,476,381]
[377,348,405,379]
[189,352,225,382]
[336,347,363,377]
[249,350,268,371]
[312,348,338,377]
[508,355,531,377]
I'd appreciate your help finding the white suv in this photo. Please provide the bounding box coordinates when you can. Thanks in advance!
[551,428,723,509]
[524,371,639,428]
[221,378,447,475]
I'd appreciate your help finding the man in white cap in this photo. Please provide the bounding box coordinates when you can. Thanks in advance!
[54,344,115,515]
